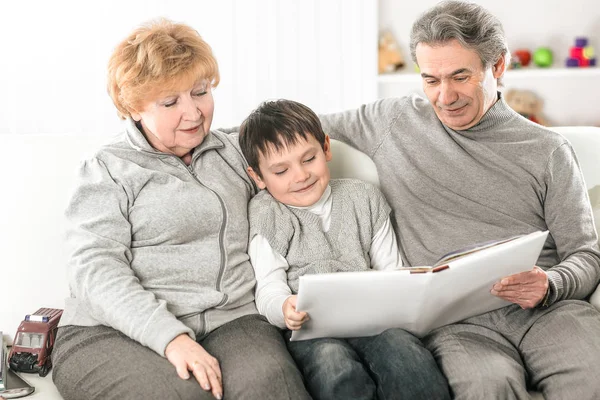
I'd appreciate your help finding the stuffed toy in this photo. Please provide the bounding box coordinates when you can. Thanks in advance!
[505,89,549,126]
[378,31,405,74]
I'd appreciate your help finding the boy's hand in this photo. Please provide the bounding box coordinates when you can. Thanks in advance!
[283,295,309,330]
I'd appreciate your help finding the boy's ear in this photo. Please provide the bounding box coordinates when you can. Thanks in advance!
[247,166,267,189]
[323,135,333,162]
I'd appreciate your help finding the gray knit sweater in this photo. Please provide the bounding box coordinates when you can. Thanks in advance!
[321,93,600,305]
[249,179,391,293]
[61,118,258,356]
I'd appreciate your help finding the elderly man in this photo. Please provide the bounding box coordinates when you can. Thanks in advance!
[321,1,600,398]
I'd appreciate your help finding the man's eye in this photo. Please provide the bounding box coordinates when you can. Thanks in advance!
[425,80,437,85]
[455,76,467,82]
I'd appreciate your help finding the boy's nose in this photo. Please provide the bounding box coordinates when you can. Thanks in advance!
[294,166,310,183]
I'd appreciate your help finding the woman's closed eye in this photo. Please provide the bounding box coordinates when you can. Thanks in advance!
[163,99,178,108]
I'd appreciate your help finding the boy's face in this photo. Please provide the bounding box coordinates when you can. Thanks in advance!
[248,134,333,207]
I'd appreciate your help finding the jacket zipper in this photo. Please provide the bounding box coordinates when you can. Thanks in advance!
[177,159,230,335]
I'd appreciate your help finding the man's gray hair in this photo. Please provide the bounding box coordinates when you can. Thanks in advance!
[409,0,510,70]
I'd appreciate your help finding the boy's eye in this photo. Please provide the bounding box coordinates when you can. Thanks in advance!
[274,169,287,176]
[303,156,316,163]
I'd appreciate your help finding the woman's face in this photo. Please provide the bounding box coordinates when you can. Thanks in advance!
[131,80,214,158]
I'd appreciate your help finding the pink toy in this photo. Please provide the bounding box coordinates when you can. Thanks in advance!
[566,37,596,67]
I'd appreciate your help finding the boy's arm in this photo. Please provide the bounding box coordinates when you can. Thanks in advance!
[370,216,403,270]
[248,234,292,329]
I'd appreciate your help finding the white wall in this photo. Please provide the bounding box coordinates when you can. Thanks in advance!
[378,0,600,126]
[0,0,377,136]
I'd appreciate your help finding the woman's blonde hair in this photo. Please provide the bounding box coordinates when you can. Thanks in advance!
[107,19,220,119]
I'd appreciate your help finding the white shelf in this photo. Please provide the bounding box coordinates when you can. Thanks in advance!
[377,67,600,83]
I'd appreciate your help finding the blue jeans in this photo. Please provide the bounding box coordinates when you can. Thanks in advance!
[286,328,450,400]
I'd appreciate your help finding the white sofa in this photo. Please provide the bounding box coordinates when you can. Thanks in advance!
[1,127,599,399]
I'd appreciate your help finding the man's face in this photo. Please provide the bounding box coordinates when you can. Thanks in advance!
[416,39,504,130]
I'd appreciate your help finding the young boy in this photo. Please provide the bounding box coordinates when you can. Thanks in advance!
[239,100,450,400]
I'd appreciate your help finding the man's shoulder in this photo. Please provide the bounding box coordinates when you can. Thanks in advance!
[374,94,432,114]
[514,122,570,151]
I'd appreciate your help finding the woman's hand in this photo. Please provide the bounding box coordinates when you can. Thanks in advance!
[283,295,309,330]
[165,334,223,399]
[491,266,549,309]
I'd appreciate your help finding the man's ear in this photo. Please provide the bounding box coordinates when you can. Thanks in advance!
[492,54,507,79]
[247,166,267,189]
[323,135,333,162]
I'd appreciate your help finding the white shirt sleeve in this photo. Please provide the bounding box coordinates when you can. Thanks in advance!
[369,216,403,270]
[248,234,292,329]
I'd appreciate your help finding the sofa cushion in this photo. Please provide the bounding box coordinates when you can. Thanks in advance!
[590,186,600,238]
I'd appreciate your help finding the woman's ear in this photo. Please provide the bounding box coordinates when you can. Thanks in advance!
[247,167,267,189]
[130,110,142,122]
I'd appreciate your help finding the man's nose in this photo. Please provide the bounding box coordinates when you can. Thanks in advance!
[438,81,459,106]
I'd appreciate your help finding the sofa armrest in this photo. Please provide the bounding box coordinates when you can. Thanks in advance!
[591,286,600,311]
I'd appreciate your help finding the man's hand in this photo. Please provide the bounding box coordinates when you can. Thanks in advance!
[165,333,223,399]
[491,266,549,309]
[283,295,309,330]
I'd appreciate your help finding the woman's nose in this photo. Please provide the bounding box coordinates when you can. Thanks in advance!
[182,96,201,119]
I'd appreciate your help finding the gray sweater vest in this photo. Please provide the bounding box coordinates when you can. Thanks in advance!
[249,179,391,293]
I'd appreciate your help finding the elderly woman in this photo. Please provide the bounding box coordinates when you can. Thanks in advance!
[51,19,310,400]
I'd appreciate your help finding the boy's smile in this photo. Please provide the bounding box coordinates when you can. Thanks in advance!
[248,134,333,207]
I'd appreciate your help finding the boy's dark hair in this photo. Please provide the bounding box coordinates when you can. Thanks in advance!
[239,99,326,177]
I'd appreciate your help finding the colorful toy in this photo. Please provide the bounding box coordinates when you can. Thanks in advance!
[8,308,63,377]
[505,89,549,126]
[378,31,405,74]
[565,37,596,67]
[532,47,553,68]
[513,49,532,67]
[509,57,522,69]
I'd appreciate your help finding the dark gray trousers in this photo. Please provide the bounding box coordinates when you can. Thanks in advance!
[424,300,600,400]
[52,314,311,400]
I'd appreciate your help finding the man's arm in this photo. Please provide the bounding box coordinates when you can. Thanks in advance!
[496,143,600,307]
[543,142,600,303]
[319,97,407,158]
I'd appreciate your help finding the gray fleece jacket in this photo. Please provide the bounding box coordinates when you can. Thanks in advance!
[321,93,600,305]
[60,118,258,356]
